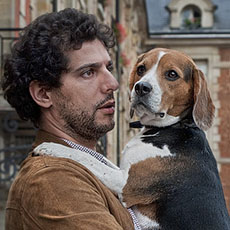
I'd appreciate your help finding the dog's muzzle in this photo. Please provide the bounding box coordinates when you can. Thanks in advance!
[135,82,152,97]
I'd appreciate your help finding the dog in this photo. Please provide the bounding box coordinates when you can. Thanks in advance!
[34,48,230,229]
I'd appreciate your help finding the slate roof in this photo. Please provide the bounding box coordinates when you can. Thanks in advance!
[145,0,230,35]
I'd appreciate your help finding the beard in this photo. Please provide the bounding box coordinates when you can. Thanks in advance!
[55,92,115,142]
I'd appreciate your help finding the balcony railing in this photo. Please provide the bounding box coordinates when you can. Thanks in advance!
[0,111,35,186]
[0,144,32,185]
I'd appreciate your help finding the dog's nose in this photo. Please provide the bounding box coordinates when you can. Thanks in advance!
[135,82,152,96]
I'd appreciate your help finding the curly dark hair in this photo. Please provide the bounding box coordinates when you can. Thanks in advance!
[2,8,115,126]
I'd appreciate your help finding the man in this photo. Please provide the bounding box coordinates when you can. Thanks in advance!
[2,8,138,230]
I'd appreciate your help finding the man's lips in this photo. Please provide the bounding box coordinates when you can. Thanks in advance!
[97,100,115,114]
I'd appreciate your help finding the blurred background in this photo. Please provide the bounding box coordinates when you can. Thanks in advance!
[0,0,230,228]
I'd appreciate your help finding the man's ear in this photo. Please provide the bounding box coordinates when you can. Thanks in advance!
[29,80,53,108]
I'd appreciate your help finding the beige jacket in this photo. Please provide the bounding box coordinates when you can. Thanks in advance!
[5,130,134,230]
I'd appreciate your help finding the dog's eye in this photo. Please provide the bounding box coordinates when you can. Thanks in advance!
[137,65,146,76]
[165,70,179,81]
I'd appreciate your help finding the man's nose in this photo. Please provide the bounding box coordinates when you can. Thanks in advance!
[102,70,119,93]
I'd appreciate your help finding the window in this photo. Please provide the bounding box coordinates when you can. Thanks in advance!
[167,0,216,29]
[181,5,201,29]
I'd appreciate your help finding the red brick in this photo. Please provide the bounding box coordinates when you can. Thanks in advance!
[218,60,230,158]
[219,48,230,62]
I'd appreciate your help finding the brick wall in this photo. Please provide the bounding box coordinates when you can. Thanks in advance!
[218,47,230,213]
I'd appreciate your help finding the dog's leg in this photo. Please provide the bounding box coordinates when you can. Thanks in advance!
[34,142,128,195]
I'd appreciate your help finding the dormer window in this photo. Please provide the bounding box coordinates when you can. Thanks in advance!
[181,5,201,29]
[167,0,216,29]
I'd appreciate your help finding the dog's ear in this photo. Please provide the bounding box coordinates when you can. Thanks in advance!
[192,68,215,130]
[129,53,145,91]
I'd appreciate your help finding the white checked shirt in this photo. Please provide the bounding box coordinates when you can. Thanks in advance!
[62,139,141,230]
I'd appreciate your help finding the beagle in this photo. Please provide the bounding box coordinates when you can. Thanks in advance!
[35,48,230,230]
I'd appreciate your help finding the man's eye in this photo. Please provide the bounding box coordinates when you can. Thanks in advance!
[165,70,179,81]
[107,64,114,72]
[82,69,95,78]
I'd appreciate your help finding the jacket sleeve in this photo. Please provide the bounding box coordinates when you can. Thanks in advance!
[20,159,133,230]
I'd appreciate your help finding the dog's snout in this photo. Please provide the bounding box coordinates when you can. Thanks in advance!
[135,82,152,97]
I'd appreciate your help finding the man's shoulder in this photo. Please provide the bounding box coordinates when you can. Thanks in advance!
[7,154,99,206]
[15,153,99,186]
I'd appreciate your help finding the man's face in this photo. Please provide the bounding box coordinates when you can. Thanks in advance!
[51,39,119,142]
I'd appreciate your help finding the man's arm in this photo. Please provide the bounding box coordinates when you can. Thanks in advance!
[19,159,133,230]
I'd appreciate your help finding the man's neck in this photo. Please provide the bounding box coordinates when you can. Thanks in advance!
[39,123,97,151]
[39,111,98,150]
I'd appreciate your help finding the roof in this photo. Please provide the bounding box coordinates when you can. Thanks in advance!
[145,0,230,35]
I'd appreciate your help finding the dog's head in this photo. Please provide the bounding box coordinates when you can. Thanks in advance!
[129,48,215,130]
